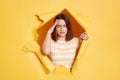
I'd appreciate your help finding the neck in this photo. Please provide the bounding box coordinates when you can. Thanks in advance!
[58,36,66,41]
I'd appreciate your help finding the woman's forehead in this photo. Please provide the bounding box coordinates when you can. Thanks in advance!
[56,19,66,24]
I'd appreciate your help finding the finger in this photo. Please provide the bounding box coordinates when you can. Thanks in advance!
[84,34,88,40]
[80,32,88,40]
[54,20,59,25]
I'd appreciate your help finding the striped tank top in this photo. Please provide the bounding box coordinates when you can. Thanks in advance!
[50,38,79,69]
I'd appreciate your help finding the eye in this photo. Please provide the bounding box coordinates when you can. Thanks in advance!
[56,25,61,28]
[63,25,67,27]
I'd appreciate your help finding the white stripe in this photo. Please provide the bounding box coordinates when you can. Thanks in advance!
[53,60,73,64]
[52,54,75,59]
[51,42,78,49]
[65,65,71,69]
[52,49,76,54]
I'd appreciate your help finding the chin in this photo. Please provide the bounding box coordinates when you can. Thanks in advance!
[59,34,66,37]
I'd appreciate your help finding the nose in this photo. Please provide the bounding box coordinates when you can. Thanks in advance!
[60,26,64,31]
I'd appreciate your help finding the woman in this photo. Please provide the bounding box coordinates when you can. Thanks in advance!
[42,14,88,69]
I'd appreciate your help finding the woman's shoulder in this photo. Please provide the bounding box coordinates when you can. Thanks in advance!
[72,37,79,40]
[71,37,79,42]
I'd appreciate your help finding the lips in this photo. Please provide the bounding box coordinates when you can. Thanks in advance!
[60,32,65,34]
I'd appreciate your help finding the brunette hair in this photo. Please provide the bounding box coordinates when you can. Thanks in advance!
[51,14,73,41]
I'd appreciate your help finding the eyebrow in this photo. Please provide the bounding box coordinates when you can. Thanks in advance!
[56,24,66,26]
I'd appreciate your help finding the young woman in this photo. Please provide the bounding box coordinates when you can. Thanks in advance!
[42,14,88,69]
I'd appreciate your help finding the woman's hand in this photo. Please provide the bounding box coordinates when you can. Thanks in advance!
[47,20,59,34]
[79,32,88,42]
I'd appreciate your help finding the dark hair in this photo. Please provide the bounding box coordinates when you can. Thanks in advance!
[51,14,73,41]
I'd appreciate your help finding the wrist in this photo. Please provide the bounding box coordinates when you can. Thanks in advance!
[79,38,83,43]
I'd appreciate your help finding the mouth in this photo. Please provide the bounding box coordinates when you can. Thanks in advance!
[60,32,65,34]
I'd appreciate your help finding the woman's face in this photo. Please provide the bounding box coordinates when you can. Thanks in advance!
[55,19,67,38]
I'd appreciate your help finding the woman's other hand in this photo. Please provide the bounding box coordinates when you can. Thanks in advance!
[79,32,88,42]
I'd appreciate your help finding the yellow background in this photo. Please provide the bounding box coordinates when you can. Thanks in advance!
[0,0,120,80]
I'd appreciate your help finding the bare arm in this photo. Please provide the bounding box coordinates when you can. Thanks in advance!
[42,32,51,55]
[42,20,58,55]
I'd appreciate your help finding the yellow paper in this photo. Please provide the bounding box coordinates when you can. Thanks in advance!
[0,0,120,80]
